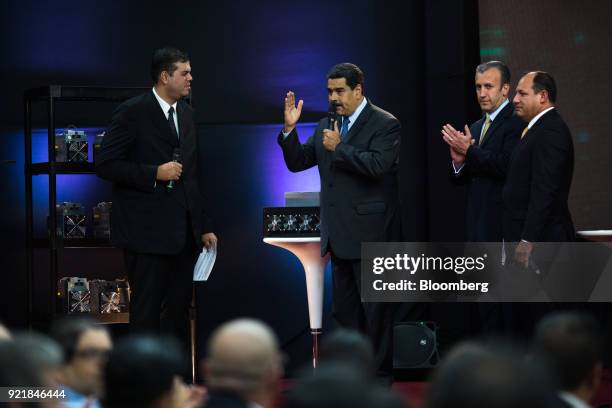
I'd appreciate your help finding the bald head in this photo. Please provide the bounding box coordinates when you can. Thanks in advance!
[513,70,557,121]
[205,319,281,395]
[0,323,10,341]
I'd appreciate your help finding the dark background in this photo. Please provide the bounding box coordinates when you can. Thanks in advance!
[0,0,610,373]
[478,0,612,229]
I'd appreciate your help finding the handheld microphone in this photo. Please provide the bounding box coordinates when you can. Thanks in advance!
[327,101,338,130]
[167,148,182,191]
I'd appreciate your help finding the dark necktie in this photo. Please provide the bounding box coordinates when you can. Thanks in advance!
[168,106,179,140]
[340,116,350,138]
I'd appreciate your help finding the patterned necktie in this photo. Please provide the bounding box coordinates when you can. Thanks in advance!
[168,106,179,140]
[340,117,350,138]
[479,114,491,145]
[521,127,529,139]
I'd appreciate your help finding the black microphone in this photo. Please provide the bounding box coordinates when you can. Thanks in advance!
[327,101,338,130]
[167,148,182,191]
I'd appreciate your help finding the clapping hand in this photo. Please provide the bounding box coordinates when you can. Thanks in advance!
[442,124,474,155]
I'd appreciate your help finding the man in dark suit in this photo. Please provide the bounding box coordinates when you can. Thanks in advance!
[442,61,523,241]
[278,63,400,377]
[504,71,575,267]
[96,47,217,349]
[441,61,524,336]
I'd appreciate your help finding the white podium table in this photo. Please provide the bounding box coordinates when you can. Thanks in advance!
[263,237,330,367]
[577,230,612,240]
[577,230,612,248]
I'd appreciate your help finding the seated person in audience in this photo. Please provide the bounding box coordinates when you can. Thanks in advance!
[49,317,112,408]
[319,328,375,378]
[103,335,203,408]
[426,341,555,408]
[12,332,64,388]
[0,333,63,408]
[202,319,283,408]
[287,363,406,408]
[533,312,603,408]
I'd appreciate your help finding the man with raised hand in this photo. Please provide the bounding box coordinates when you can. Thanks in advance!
[278,63,400,380]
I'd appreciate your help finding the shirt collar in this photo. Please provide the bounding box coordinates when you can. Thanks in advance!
[527,106,555,129]
[345,97,368,129]
[487,98,509,122]
[559,391,591,408]
[152,87,178,118]
[63,386,100,407]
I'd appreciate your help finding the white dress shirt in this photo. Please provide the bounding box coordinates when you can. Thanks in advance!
[343,96,368,133]
[559,391,591,408]
[152,87,179,135]
[526,106,555,130]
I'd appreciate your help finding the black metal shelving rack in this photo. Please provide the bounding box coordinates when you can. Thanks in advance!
[24,85,149,327]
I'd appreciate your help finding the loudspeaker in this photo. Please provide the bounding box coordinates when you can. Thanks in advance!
[393,321,439,369]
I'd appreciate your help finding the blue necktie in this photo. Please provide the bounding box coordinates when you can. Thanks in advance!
[340,117,350,138]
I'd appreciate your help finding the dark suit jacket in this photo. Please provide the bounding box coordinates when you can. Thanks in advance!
[205,391,250,408]
[452,102,524,241]
[503,108,575,242]
[96,91,212,254]
[278,100,401,259]
[550,394,574,408]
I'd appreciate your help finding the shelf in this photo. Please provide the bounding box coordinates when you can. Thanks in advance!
[25,85,150,102]
[33,238,114,248]
[53,313,129,325]
[25,84,145,330]
[29,162,96,175]
[96,313,129,324]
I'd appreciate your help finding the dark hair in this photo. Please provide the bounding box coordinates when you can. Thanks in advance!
[426,342,553,408]
[533,312,602,391]
[320,329,374,375]
[531,71,557,103]
[0,340,53,407]
[103,335,187,408]
[327,63,365,90]
[287,363,403,408]
[12,332,64,368]
[150,47,190,84]
[476,61,511,85]
[49,316,107,363]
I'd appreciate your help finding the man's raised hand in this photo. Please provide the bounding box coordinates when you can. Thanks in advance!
[284,91,303,134]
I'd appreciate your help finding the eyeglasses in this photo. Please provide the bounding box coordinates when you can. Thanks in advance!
[73,347,111,360]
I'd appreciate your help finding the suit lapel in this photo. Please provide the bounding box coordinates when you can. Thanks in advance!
[522,108,557,142]
[177,101,191,148]
[342,100,373,144]
[473,117,485,145]
[148,91,179,147]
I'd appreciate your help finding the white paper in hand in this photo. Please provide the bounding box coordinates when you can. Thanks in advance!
[193,245,217,281]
